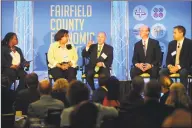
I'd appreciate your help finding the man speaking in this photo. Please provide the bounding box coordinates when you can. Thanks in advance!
[82,32,113,90]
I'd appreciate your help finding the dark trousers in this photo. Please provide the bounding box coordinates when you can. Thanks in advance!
[86,67,110,90]
[2,68,27,91]
[130,66,159,80]
[159,68,188,89]
[50,67,77,82]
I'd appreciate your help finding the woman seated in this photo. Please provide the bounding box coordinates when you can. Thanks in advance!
[103,76,120,108]
[47,29,78,82]
[51,78,70,108]
[1,32,29,91]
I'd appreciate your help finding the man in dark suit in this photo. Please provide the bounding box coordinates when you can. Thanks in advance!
[15,73,40,115]
[28,79,64,118]
[159,25,192,88]
[131,25,161,79]
[82,32,113,90]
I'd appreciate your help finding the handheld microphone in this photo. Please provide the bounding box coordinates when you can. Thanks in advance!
[58,46,61,48]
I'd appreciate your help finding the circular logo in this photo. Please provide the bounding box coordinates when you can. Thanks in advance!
[133,5,148,21]
[133,23,145,40]
[151,23,166,39]
[151,5,166,20]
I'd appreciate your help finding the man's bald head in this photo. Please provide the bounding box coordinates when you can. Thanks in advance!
[97,32,106,45]
[38,79,52,95]
[139,25,150,39]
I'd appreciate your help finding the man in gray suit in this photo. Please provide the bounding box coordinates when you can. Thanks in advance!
[28,79,64,118]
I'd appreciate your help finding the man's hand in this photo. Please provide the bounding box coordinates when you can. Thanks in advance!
[10,65,19,69]
[86,40,93,48]
[169,66,179,73]
[135,63,144,72]
[96,62,103,67]
[143,63,152,72]
[68,61,73,67]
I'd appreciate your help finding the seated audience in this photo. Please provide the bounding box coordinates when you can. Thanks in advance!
[92,74,108,104]
[15,73,40,115]
[119,80,174,128]
[1,75,16,114]
[162,109,192,128]
[70,101,99,128]
[165,82,192,111]
[51,78,70,108]
[120,76,144,111]
[159,76,172,104]
[27,79,64,118]
[103,76,120,107]
[60,80,118,127]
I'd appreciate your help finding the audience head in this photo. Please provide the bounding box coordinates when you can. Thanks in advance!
[162,109,192,128]
[54,29,69,44]
[38,79,52,95]
[70,101,98,128]
[106,76,120,100]
[67,80,89,106]
[25,72,39,89]
[139,25,150,39]
[144,80,161,100]
[1,32,18,47]
[159,76,172,93]
[52,78,69,92]
[98,74,108,87]
[97,32,106,45]
[165,82,191,109]
[173,25,186,40]
[132,76,144,94]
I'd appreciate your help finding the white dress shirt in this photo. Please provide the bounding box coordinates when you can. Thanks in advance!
[48,41,78,68]
[175,38,184,69]
[10,51,21,65]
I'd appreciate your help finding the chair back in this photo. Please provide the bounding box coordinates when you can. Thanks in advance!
[47,109,62,127]
[1,113,15,128]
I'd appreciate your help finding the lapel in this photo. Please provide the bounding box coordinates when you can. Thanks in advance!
[145,38,152,58]
[179,38,186,57]
[139,40,146,59]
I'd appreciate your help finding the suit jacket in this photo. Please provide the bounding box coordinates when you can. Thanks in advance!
[166,38,192,70]
[121,100,174,128]
[28,95,64,118]
[120,90,144,111]
[82,43,113,69]
[132,38,161,67]
[15,88,40,115]
[1,45,25,69]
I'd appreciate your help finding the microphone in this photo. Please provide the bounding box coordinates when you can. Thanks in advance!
[58,46,61,48]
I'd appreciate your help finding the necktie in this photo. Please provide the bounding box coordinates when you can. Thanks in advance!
[95,45,102,72]
[143,40,147,56]
[175,42,181,65]
[97,45,102,58]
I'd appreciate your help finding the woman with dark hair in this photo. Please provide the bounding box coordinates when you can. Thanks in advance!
[103,76,120,107]
[1,32,29,91]
[47,29,78,82]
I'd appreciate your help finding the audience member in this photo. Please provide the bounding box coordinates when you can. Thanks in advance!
[120,76,144,111]
[165,82,192,111]
[162,109,192,128]
[15,73,40,115]
[159,76,172,104]
[51,78,70,107]
[92,74,108,104]
[103,76,120,107]
[28,79,64,118]
[70,101,98,128]
[60,80,118,127]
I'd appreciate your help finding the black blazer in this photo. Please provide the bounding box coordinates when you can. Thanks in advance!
[132,38,161,67]
[82,43,113,69]
[166,38,192,70]
[15,88,40,115]
[1,45,25,69]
